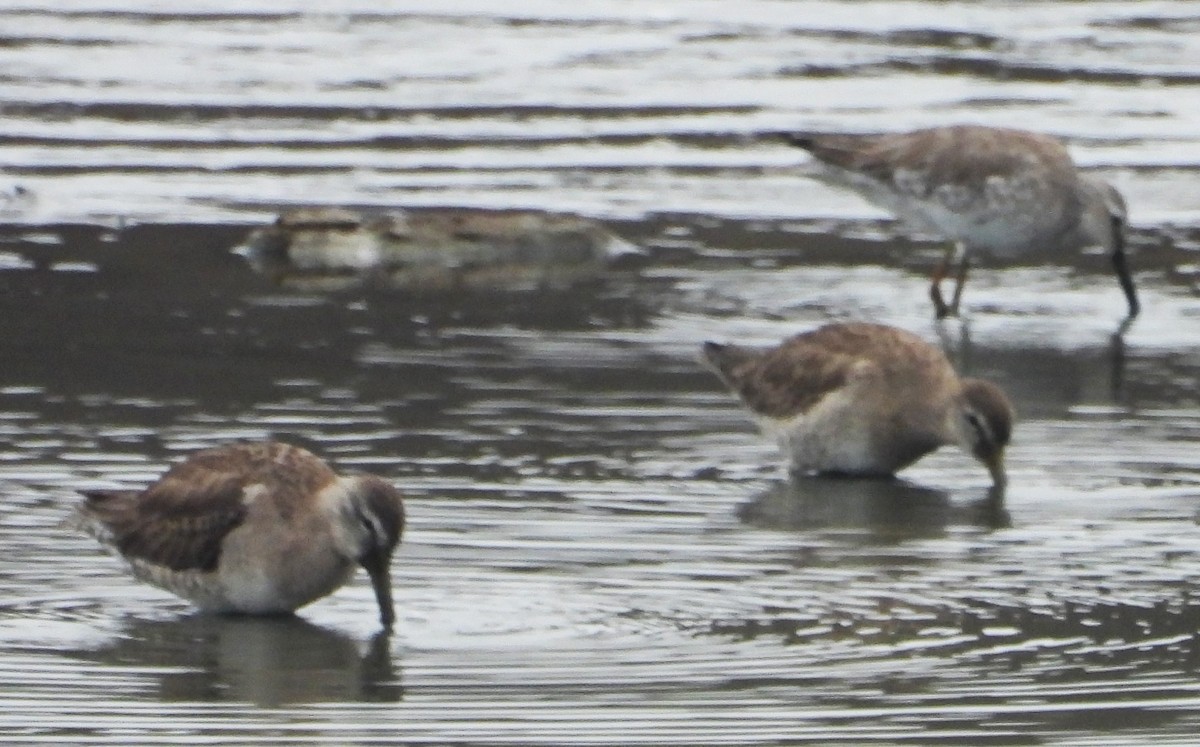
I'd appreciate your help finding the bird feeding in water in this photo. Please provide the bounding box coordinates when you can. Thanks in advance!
[702,322,1013,486]
[783,124,1139,319]
[68,441,406,628]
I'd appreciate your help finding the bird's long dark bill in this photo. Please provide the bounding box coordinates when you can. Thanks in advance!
[1111,216,1140,317]
[985,453,1007,490]
[360,551,395,629]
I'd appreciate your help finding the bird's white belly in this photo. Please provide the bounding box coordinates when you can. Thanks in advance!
[120,532,358,615]
[912,200,1047,257]
[218,565,294,614]
[761,410,887,476]
[820,165,1068,258]
[217,533,357,614]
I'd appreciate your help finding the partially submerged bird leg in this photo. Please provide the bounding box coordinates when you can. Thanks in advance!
[949,253,970,318]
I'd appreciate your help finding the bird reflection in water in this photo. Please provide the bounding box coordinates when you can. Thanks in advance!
[936,314,1136,410]
[1109,315,1137,402]
[70,614,402,706]
[737,476,1009,538]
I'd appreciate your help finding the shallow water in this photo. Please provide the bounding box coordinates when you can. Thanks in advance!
[2,2,1200,746]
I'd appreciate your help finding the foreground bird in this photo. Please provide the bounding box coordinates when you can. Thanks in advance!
[783,124,1139,318]
[68,441,406,628]
[702,322,1013,486]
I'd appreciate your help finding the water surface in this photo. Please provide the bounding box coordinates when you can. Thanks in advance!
[2,2,1200,745]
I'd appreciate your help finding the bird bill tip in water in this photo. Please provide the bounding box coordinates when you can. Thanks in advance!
[361,551,395,629]
[985,452,1007,489]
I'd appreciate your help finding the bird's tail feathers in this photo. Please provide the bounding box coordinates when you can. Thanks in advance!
[700,341,766,385]
[62,490,139,539]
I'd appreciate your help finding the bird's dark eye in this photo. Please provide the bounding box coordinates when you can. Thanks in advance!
[966,412,987,443]
[358,513,381,543]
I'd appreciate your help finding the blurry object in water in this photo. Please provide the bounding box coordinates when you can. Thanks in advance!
[233,206,645,292]
[0,182,35,215]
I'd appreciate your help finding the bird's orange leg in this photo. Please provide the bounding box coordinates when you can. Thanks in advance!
[926,242,964,319]
[929,242,961,318]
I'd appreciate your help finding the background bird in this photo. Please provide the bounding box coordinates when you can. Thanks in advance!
[68,441,406,628]
[782,124,1139,318]
[702,322,1013,486]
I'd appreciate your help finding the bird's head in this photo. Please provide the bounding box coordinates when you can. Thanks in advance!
[341,475,406,629]
[955,378,1014,488]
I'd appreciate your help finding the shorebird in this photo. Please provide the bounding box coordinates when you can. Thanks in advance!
[68,441,406,628]
[782,125,1139,318]
[701,322,1013,486]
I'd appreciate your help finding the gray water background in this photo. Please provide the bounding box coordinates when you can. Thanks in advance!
[2,2,1200,745]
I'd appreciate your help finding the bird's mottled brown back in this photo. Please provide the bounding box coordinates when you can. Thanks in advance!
[705,323,950,419]
[76,442,336,573]
[795,125,1077,196]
